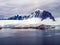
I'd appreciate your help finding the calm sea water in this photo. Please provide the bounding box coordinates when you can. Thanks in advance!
[0,27,60,45]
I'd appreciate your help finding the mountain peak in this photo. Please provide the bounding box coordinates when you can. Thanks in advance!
[35,9,43,12]
[0,9,55,21]
[30,9,55,21]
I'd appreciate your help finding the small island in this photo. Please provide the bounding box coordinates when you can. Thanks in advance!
[0,24,55,30]
[11,24,55,30]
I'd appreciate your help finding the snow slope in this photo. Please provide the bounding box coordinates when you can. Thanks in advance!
[0,17,60,27]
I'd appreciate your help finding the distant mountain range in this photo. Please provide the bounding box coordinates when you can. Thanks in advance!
[0,9,55,21]
[8,15,23,20]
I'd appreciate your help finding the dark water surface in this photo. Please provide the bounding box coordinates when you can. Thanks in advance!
[0,29,60,45]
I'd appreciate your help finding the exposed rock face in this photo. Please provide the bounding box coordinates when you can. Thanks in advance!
[1,9,55,21]
[31,9,55,21]
[8,15,23,20]
[41,10,55,21]
[8,14,30,20]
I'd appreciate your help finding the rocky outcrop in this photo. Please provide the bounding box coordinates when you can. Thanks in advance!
[0,24,55,30]
[11,24,55,30]
[8,15,23,20]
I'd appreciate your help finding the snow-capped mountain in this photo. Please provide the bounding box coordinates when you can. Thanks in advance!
[0,9,55,21]
[8,15,23,20]
[30,9,43,18]
[8,14,30,20]
[30,9,55,21]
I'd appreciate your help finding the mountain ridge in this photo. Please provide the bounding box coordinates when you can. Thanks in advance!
[0,9,55,21]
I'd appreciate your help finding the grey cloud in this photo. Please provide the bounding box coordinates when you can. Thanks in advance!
[0,0,60,17]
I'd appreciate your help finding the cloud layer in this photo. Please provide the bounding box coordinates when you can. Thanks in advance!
[0,0,60,17]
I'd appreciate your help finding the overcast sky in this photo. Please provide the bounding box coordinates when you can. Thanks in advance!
[0,0,60,17]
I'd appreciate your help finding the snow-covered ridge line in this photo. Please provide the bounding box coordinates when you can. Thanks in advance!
[0,9,55,21]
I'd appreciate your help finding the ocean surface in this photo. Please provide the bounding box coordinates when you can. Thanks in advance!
[0,26,60,45]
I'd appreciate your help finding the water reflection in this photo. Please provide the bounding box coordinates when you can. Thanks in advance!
[0,29,60,45]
